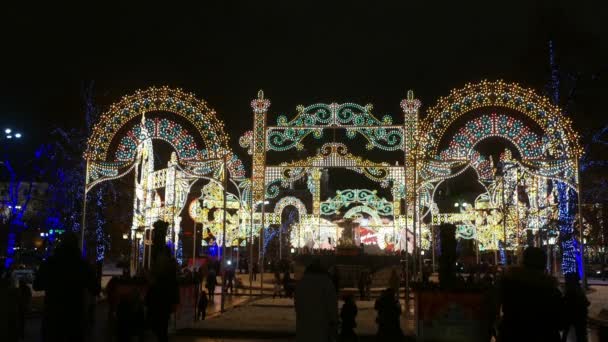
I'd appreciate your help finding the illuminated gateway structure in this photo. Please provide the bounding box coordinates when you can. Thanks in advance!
[84,81,583,275]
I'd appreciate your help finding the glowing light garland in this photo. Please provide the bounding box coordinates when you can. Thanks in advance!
[267,102,403,151]
[438,113,544,160]
[320,189,394,216]
[86,87,229,161]
[421,80,582,159]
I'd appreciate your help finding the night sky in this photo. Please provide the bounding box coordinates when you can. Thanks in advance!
[1,2,606,155]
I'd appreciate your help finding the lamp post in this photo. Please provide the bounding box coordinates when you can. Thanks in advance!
[3,128,23,140]
[257,200,269,295]
[2,127,24,266]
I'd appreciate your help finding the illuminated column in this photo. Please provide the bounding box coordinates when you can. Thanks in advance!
[165,153,177,245]
[400,90,421,234]
[251,90,271,209]
[393,198,401,245]
[311,168,321,248]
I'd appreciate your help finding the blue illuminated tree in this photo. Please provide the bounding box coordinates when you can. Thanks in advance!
[49,81,113,262]
[1,144,54,266]
[544,40,607,276]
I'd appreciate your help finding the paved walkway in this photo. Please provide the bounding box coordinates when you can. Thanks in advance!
[179,296,415,339]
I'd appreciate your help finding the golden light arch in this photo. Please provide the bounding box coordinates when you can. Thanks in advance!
[420,80,582,160]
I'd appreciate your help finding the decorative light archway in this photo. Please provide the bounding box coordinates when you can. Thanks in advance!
[421,80,583,276]
[421,80,582,159]
[83,86,248,271]
[274,196,307,217]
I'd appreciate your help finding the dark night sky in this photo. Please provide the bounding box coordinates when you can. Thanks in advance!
[1,1,606,155]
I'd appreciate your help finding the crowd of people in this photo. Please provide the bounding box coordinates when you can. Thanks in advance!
[0,232,596,342]
[293,247,592,342]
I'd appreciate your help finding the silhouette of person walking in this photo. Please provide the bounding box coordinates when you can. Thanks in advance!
[198,290,209,321]
[295,259,338,342]
[33,232,97,342]
[340,294,358,342]
[145,246,179,342]
[374,288,404,341]
[17,279,32,340]
[206,268,217,301]
[495,247,563,342]
[358,271,366,300]
[561,272,589,342]
[252,262,259,281]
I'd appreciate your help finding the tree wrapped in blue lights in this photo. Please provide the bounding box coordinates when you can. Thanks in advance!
[555,182,579,276]
[1,144,53,266]
[50,82,112,262]
[546,41,582,276]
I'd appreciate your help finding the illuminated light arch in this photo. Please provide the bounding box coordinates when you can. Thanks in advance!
[85,86,246,182]
[438,114,544,160]
[422,80,582,159]
[116,117,201,161]
[344,205,383,223]
[274,196,307,217]
[86,86,229,161]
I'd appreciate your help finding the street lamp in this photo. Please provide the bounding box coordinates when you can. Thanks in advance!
[3,128,22,140]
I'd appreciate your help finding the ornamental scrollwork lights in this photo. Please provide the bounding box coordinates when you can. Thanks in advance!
[267,102,404,151]
[320,189,394,217]
[264,143,406,198]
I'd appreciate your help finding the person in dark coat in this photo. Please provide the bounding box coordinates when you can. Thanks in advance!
[374,288,403,341]
[198,290,209,321]
[340,294,358,341]
[283,270,293,298]
[561,273,589,342]
[17,279,32,340]
[295,259,338,342]
[145,246,179,342]
[225,266,235,294]
[252,262,259,281]
[495,247,563,342]
[206,269,217,300]
[34,232,97,342]
[358,271,367,300]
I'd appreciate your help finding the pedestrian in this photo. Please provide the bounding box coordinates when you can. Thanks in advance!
[225,267,235,294]
[33,232,97,342]
[206,268,217,301]
[0,274,19,342]
[561,273,589,342]
[198,290,209,321]
[146,246,179,342]
[273,272,282,299]
[17,279,32,340]
[358,271,366,300]
[365,273,372,299]
[283,270,293,298]
[295,259,338,342]
[331,267,340,294]
[116,288,144,342]
[340,294,358,341]
[252,262,259,281]
[389,268,400,298]
[494,247,563,341]
[374,288,403,341]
